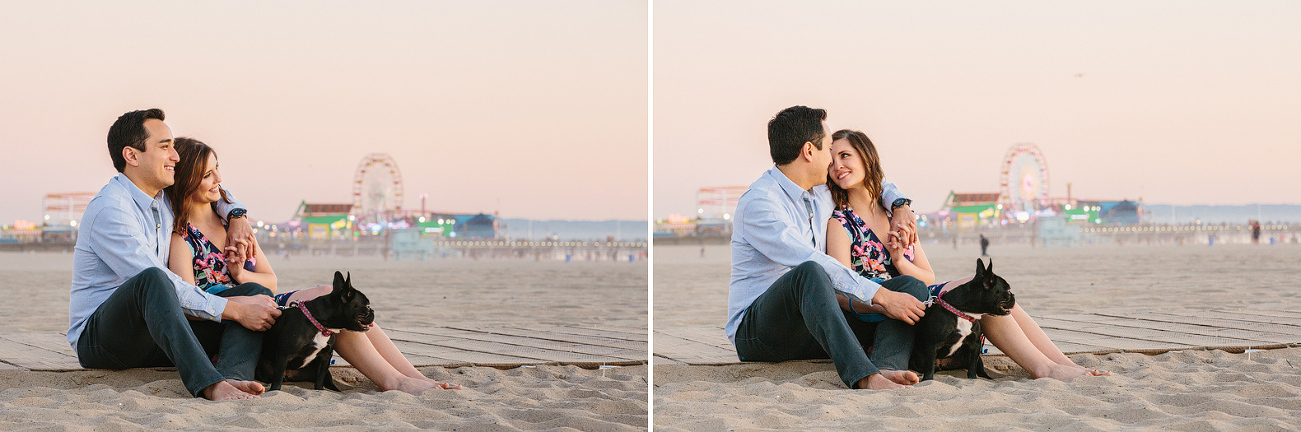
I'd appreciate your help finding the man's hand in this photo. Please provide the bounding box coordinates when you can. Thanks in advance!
[871,287,925,325]
[226,216,256,261]
[223,295,280,331]
[891,205,918,247]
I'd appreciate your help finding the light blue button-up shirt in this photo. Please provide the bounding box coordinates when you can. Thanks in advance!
[68,173,245,348]
[726,166,907,343]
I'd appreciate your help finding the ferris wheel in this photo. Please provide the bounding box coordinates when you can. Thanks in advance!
[352,153,404,220]
[998,143,1050,213]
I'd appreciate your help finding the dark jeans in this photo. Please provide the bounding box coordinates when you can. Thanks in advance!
[734,261,928,389]
[76,267,271,397]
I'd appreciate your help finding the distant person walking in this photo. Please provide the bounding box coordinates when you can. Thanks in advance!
[980,234,990,257]
[1251,220,1262,245]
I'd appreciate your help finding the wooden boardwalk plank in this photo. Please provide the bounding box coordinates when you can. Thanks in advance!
[651,333,737,365]
[526,324,648,343]
[1037,327,1191,351]
[0,333,77,357]
[0,337,81,371]
[1135,311,1301,336]
[1043,314,1295,345]
[388,328,625,364]
[653,355,684,365]
[1215,309,1301,324]
[442,326,647,361]
[466,326,648,352]
[654,327,732,351]
[391,342,531,365]
[1036,317,1232,349]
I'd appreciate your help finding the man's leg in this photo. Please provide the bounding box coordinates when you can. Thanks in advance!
[76,267,226,397]
[734,261,878,389]
[867,276,928,371]
[188,283,271,381]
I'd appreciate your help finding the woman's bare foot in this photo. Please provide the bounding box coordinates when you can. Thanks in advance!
[202,380,259,401]
[434,381,462,389]
[389,377,445,394]
[855,372,913,390]
[1030,362,1089,381]
[1054,359,1112,377]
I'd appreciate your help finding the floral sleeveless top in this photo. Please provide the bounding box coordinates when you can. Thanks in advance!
[181,222,255,294]
[831,206,914,281]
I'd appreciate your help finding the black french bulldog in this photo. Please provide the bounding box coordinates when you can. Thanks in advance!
[908,259,1015,381]
[255,271,375,391]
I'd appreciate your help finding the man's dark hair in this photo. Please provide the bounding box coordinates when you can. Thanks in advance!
[107,108,166,172]
[767,105,827,165]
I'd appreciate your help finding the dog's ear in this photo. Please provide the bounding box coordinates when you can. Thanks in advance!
[346,272,352,287]
[986,259,993,275]
[975,258,987,277]
[333,271,345,292]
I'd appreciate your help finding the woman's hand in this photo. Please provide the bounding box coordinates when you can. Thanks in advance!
[884,231,909,258]
[225,240,248,281]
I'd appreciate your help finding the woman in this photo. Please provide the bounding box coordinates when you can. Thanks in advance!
[164,137,460,393]
[823,129,1107,381]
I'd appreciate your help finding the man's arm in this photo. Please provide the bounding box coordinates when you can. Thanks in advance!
[879,181,918,246]
[213,187,256,260]
[738,199,883,304]
[84,206,227,320]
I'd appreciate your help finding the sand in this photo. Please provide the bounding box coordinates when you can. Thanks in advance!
[654,242,1301,431]
[0,252,648,431]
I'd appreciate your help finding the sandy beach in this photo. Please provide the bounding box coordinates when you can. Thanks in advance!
[654,241,1301,430]
[0,252,647,431]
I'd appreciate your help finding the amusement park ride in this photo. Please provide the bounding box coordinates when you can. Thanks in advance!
[352,153,405,223]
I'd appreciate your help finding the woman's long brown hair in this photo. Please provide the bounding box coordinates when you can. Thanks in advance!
[827,129,885,211]
[165,137,230,235]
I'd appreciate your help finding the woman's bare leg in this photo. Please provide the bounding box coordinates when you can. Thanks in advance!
[365,325,460,389]
[333,330,438,394]
[981,312,1086,381]
[288,285,460,389]
[1009,305,1109,375]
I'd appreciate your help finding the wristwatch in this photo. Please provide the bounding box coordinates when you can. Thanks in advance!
[227,208,248,221]
[891,198,912,210]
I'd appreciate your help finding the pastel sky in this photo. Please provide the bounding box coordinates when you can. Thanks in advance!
[654,1,1301,217]
[0,1,648,224]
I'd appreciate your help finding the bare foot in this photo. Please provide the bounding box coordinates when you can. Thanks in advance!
[1030,363,1089,381]
[855,373,911,390]
[1055,359,1112,377]
[392,377,442,394]
[202,381,259,401]
[880,369,919,385]
[409,374,462,390]
[227,379,266,395]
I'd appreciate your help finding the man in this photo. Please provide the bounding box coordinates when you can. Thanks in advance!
[69,109,281,401]
[728,105,929,390]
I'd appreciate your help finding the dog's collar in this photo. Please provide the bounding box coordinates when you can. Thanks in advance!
[297,302,335,337]
[934,294,978,323]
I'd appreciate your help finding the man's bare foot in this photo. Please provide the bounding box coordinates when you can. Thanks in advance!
[202,381,259,401]
[1030,363,1089,381]
[855,373,912,390]
[880,369,919,385]
[227,379,266,395]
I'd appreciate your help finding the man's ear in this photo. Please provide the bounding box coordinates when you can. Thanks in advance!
[802,141,815,162]
[122,146,141,168]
